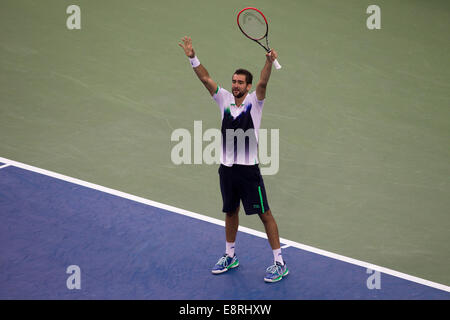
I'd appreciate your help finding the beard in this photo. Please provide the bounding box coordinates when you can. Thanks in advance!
[232,89,246,98]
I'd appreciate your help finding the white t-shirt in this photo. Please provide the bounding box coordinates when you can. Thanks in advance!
[212,87,265,166]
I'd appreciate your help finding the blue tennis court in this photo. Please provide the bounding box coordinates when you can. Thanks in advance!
[0,157,449,299]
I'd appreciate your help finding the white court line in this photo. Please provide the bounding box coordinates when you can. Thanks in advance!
[0,156,449,293]
[0,164,11,169]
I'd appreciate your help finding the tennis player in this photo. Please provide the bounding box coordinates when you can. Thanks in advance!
[179,36,288,282]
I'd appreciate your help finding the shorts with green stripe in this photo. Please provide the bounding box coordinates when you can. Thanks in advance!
[218,164,270,215]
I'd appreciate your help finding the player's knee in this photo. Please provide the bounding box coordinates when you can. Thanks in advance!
[226,206,240,217]
[259,209,273,223]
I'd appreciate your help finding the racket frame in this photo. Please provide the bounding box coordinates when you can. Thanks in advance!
[237,7,271,52]
[237,7,281,69]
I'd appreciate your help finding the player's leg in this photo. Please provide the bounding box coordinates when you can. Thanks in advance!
[259,210,289,282]
[237,164,288,282]
[212,166,240,274]
[237,164,280,253]
[258,209,281,252]
[225,206,240,250]
[212,206,240,275]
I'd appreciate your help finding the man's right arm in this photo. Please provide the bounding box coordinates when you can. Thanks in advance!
[179,36,218,96]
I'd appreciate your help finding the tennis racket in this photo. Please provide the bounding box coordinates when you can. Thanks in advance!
[237,7,281,70]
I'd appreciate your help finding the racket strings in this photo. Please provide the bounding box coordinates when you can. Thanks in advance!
[238,11,267,40]
[237,7,280,69]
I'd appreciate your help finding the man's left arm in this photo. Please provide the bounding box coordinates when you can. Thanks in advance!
[256,49,278,101]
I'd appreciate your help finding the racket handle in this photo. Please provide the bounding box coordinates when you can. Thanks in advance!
[273,59,282,70]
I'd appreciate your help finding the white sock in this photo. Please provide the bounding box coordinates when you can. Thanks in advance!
[226,242,235,257]
[273,248,284,265]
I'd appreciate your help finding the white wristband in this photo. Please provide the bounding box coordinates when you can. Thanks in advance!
[189,56,200,68]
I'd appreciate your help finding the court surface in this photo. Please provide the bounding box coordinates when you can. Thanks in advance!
[1,1,449,299]
[1,157,448,299]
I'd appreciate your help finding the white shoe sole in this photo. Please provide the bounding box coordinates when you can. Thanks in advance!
[264,269,289,283]
[211,261,239,274]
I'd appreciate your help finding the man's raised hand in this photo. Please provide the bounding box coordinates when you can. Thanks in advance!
[178,36,195,58]
[266,49,278,63]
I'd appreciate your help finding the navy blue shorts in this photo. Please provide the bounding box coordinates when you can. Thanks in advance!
[218,164,270,215]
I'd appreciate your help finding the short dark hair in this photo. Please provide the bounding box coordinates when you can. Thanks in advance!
[233,68,253,84]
